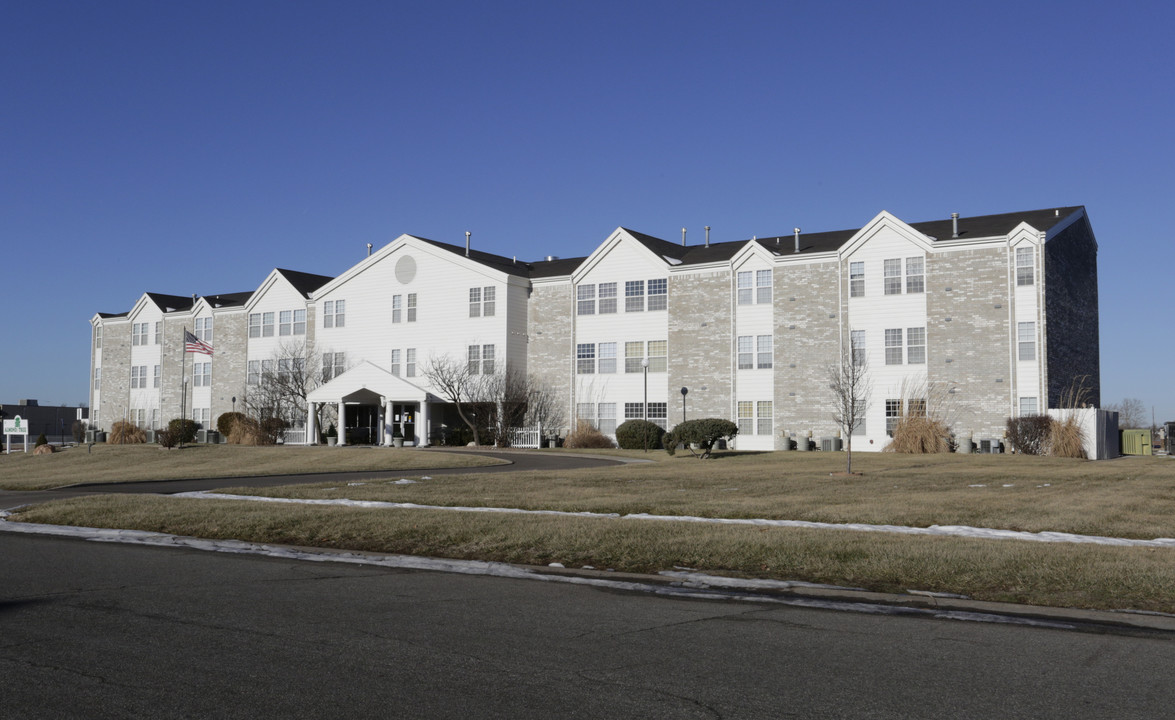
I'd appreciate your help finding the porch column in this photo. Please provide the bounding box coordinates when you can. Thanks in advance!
[338,401,347,446]
[419,401,430,447]
[307,402,318,445]
[381,398,391,445]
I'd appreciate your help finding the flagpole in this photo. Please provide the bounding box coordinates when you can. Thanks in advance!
[180,326,188,449]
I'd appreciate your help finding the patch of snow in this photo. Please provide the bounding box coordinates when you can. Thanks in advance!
[548,562,565,568]
[968,484,986,488]
[662,255,683,265]
[347,482,366,486]
[907,589,971,599]
[391,479,417,485]
[1002,484,1014,488]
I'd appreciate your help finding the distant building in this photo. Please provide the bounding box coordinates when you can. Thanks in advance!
[87,206,1100,450]
[0,400,88,444]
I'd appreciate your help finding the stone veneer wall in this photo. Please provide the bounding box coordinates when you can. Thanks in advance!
[667,271,732,425]
[775,261,842,444]
[98,322,131,430]
[526,284,573,434]
[210,310,248,424]
[925,247,1010,439]
[1045,216,1100,407]
[160,317,191,423]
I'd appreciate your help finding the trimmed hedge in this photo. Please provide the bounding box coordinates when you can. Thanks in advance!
[615,419,665,450]
[663,418,738,458]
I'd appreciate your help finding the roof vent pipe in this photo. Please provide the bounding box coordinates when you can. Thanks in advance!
[465,231,471,257]
[705,226,710,248]
[681,227,687,246]
[793,228,801,254]
[951,212,959,238]
[366,243,373,257]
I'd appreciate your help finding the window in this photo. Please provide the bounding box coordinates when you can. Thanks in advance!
[625,280,645,312]
[625,342,644,373]
[1016,247,1034,286]
[852,415,865,436]
[647,402,667,429]
[1018,322,1036,361]
[737,271,753,305]
[907,327,926,364]
[756,270,772,304]
[95,326,102,349]
[885,329,903,365]
[194,408,209,428]
[193,362,211,387]
[647,340,667,373]
[470,287,494,317]
[598,403,617,435]
[624,403,644,421]
[406,348,416,378]
[195,318,212,342]
[757,335,772,369]
[884,259,903,295]
[262,312,275,337]
[757,401,773,436]
[1020,397,1038,416]
[577,403,596,427]
[323,352,345,381]
[599,342,617,374]
[482,345,495,374]
[262,359,274,380]
[249,313,261,338]
[908,399,927,417]
[153,365,161,388]
[905,257,925,294]
[293,309,306,335]
[392,295,402,324]
[155,321,163,344]
[406,294,417,322]
[598,283,617,314]
[94,366,101,390]
[737,336,754,369]
[483,287,496,316]
[886,399,902,436]
[851,330,866,366]
[576,343,596,374]
[738,401,754,435]
[280,310,293,335]
[849,262,865,298]
[323,300,344,328]
[390,349,401,376]
[131,365,145,389]
[577,284,596,315]
[248,360,260,385]
[467,345,480,373]
[648,278,667,311]
[132,323,148,346]
[278,359,293,379]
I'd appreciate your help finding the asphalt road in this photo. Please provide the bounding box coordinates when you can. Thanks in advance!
[3,532,1174,719]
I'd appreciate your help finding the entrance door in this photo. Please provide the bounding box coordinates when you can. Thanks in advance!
[392,404,417,443]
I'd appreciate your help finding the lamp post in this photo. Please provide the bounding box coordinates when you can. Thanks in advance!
[680,387,688,423]
[642,358,649,453]
[232,396,236,414]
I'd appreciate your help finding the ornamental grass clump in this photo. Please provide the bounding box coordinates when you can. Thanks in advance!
[109,420,146,444]
[563,420,616,449]
[885,415,951,453]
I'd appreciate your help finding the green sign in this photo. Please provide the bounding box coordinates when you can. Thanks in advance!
[3,415,27,435]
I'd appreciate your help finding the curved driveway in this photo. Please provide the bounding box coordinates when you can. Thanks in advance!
[64,449,628,496]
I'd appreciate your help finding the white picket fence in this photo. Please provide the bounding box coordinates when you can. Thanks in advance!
[507,424,543,448]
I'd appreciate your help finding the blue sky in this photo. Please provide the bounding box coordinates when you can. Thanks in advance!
[3,1,1172,423]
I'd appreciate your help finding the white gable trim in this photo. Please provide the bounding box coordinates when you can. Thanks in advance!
[244,269,301,314]
[307,360,433,404]
[838,211,936,259]
[571,228,670,283]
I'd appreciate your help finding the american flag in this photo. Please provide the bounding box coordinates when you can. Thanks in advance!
[184,330,214,355]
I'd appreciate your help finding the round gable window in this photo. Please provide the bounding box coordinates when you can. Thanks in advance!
[395,255,417,284]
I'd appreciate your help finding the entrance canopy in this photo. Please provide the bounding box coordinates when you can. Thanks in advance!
[307,361,431,405]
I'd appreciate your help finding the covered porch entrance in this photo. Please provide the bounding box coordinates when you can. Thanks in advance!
[305,361,437,446]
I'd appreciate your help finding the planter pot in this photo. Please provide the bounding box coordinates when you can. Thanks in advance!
[392,438,404,448]
[327,437,337,446]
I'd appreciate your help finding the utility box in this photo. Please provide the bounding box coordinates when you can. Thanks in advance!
[1121,429,1153,456]
[820,437,843,452]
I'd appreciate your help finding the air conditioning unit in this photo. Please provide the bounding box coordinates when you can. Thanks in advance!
[144,430,155,443]
[196,429,207,444]
[820,437,843,452]
[979,439,992,453]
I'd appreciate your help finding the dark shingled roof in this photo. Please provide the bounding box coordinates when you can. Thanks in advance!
[416,237,535,278]
[204,291,254,308]
[97,312,128,319]
[276,268,335,298]
[145,293,195,313]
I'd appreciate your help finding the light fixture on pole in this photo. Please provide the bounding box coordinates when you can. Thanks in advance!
[681,387,688,423]
[642,358,649,453]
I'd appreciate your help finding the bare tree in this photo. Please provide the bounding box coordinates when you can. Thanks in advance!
[1105,397,1146,429]
[827,344,871,474]
[524,374,567,440]
[422,354,487,446]
[242,340,329,436]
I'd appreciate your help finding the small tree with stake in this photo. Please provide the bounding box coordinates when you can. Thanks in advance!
[827,343,871,474]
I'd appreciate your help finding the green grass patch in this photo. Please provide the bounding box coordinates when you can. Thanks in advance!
[13,492,1175,614]
[0,443,508,490]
